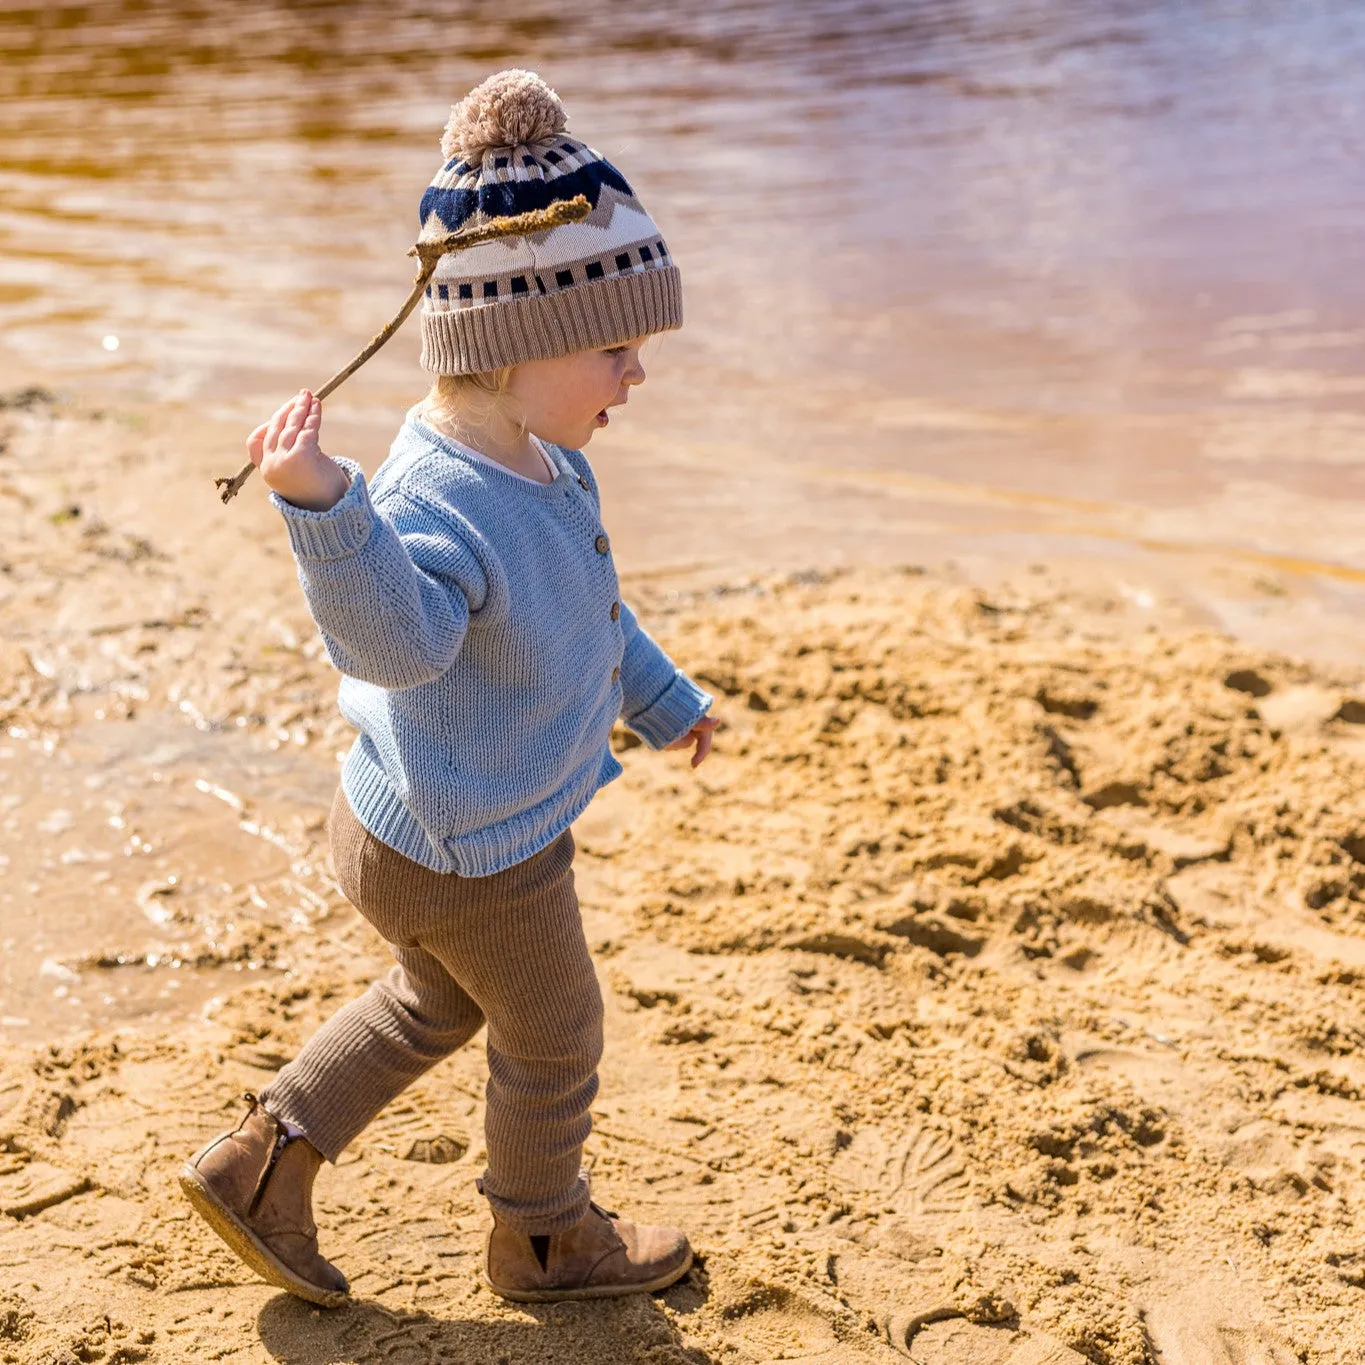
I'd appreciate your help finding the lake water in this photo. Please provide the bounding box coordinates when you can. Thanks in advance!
[4,1,1365,580]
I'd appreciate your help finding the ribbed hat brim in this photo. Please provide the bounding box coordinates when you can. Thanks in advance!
[420,266,682,375]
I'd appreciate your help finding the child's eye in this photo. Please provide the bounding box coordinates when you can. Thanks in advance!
[603,346,628,357]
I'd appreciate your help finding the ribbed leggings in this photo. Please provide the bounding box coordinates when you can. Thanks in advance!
[261,789,603,1234]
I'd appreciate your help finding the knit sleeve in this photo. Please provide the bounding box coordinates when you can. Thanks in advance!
[270,459,488,690]
[616,599,713,750]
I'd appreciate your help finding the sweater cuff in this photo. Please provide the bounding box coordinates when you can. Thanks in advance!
[628,671,714,750]
[270,458,373,561]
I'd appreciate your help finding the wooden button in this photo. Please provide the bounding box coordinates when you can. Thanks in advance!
[611,666,621,683]
[595,534,610,554]
[610,601,620,621]
[578,475,590,491]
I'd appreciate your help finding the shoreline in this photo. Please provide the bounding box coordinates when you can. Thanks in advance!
[9,360,1365,664]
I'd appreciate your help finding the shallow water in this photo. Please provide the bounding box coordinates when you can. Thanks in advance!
[0,711,339,1040]
[3,0,1365,564]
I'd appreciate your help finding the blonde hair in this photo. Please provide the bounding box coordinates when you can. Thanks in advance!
[423,367,523,439]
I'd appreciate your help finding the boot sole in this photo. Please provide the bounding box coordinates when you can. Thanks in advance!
[178,1163,348,1308]
[484,1247,694,1303]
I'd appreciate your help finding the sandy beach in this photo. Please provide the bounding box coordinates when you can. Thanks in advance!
[3,393,1365,1364]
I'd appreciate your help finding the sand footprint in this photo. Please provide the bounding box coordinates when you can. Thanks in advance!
[0,1064,25,1129]
[1144,1299,1299,1364]
[831,1123,970,1219]
[894,1316,1090,1364]
[365,1091,475,1164]
[719,1282,844,1362]
[827,1126,977,1354]
[0,1154,88,1218]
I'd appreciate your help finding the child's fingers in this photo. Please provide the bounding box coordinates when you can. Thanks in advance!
[692,727,714,767]
[245,421,269,466]
[262,397,294,456]
[278,391,309,450]
[664,715,719,755]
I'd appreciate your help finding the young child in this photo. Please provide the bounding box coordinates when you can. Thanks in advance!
[180,68,718,1308]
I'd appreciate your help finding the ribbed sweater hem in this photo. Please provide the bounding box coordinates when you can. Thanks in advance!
[340,742,620,877]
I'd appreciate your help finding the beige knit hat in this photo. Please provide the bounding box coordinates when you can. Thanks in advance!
[416,70,682,375]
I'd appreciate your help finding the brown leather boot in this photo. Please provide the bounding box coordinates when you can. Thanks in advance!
[484,1196,693,1303]
[179,1092,348,1308]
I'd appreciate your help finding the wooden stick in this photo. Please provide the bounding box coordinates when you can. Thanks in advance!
[215,196,591,505]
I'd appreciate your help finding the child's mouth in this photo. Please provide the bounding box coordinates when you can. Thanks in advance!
[595,410,609,427]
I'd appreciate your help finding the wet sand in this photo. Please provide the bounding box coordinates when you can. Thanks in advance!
[3,395,1365,1362]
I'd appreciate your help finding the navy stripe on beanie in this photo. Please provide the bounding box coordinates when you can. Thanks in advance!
[419,158,636,234]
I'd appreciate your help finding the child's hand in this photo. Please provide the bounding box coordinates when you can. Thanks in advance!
[665,713,720,768]
[246,389,350,512]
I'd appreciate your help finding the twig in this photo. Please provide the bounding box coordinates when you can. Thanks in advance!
[214,195,591,505]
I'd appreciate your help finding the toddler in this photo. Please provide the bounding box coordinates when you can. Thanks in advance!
[180,69,717,1307]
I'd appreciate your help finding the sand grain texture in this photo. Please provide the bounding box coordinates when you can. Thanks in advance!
[2,398,1364,1362]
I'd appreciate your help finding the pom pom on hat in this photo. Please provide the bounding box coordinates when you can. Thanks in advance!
[441,69,568,162]
[419,69,683,376]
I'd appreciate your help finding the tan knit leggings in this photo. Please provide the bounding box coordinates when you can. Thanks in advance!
[261,790,603,1234]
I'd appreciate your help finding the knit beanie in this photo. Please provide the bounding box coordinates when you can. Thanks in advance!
[416,69,683,375]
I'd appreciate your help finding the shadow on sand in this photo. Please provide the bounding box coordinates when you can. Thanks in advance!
[256,1274,717,1365]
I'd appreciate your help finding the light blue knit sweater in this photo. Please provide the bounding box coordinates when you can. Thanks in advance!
[271,409,712,875]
